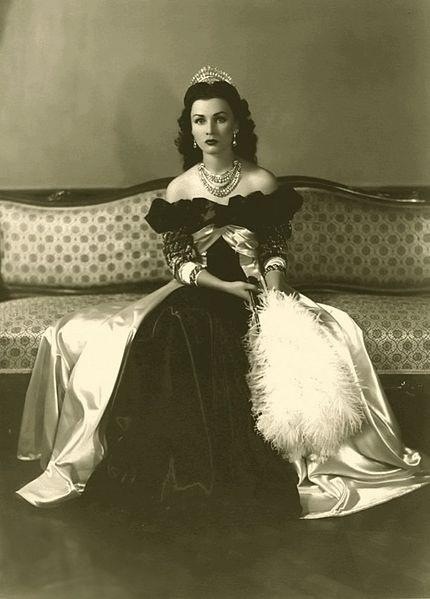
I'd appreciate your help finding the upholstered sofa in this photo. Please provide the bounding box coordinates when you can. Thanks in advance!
[1,176,429,452]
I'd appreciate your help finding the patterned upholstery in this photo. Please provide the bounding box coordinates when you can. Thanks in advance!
[0,293,142,373]
[1,187,428,292]
[0,191,171,289]
[1,291,428,375]
[287,189,430,290]
[308,291,430,375]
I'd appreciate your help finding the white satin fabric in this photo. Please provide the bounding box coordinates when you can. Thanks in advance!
[194,223,265,284]
[291,293,429,518]
[16,225,430,517]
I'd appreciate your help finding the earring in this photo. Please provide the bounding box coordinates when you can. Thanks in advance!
[232,130,238,147]
[193,138,197,149]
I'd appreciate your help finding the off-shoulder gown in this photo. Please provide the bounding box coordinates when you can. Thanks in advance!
[16,185,429,520]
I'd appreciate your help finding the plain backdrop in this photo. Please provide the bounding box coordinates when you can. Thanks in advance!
[0,0,428,188]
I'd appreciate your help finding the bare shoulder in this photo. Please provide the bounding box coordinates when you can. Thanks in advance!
[165,174,187,204]
[242,163,278,195]
[165,167,199,203]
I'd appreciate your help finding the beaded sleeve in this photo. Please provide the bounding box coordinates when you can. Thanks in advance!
[257,222,292,275]
[162,228,204,285]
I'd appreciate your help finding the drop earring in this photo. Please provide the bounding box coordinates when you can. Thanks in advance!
[193,138,197,149]
[232,130,238,147]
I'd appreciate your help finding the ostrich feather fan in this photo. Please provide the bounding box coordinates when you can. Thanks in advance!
[246,290,365,462]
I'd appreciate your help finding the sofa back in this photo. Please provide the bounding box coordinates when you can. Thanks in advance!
[0,177,429,296]
[287,186,429,291]
[0,188,169,292]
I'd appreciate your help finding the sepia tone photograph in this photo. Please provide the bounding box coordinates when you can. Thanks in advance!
[0,1,429,597]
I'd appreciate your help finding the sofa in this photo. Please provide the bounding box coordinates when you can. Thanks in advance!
[1,176,429,452]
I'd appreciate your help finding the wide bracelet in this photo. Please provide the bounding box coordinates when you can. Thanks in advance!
[177,261,204,285]
[190,264,204,286]
[263,256,287,276]
[264,264,287,275]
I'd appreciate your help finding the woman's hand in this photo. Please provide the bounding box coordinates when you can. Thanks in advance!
[190,269,259,301]
[224,280,259,301]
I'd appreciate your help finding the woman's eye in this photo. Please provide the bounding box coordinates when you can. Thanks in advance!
[216,117,226,123]
[194,118,204,125]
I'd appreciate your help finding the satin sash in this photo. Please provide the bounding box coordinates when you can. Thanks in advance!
[193,223,265,285]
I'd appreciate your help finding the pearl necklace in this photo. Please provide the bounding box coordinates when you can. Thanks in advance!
[198,160,242,197]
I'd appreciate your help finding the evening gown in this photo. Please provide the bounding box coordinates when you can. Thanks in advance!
[16,185,430,519]
[82,243,302,522]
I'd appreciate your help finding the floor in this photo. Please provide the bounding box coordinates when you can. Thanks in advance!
[1,453,430,599]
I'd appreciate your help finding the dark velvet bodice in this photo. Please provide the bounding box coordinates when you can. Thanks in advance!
[206,237,246,282]
[145,184,303,234]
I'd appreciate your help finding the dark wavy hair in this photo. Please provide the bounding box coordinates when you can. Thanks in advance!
[175,81,258,171]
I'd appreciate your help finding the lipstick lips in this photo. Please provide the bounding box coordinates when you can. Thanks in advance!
[205,139,218,145]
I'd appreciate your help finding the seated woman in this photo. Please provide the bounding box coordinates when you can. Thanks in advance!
[16,66,429,522]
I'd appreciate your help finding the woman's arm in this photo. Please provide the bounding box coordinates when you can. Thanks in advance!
[162,229,257,301]
[264,268,296,296]
[194,270,258,301]
[258,223,297,296]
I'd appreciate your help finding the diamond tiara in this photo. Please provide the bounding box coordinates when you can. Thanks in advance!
[190,65,234,87]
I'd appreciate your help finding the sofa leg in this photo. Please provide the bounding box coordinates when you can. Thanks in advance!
[0,373,31,455]
[381,374,430,454]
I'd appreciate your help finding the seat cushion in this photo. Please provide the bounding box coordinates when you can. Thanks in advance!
[1,291,428,376]
[0,293,142,373]
[307,291,430,375]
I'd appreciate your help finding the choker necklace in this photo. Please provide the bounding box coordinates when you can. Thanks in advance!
[198,160,242,197]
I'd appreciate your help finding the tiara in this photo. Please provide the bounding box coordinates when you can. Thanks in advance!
[190,65,234,86]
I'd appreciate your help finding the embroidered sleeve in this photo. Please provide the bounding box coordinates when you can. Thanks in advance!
[162,228,204,285]
[257,222,292,274]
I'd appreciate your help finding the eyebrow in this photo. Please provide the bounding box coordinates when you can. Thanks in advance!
[192,111,228,117]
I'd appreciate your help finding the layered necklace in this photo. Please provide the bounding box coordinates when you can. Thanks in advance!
[198,159,242,198]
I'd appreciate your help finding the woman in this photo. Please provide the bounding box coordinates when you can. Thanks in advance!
[17,66,429,521]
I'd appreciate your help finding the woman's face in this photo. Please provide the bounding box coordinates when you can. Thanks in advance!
[190,97,237,156]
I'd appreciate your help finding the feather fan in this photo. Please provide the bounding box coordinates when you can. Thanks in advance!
[245,290,364,462]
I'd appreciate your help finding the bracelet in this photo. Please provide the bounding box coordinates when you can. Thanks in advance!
[263,256,287,276]
[190,264,204,286]
[177,261,204,285]
[264,263,287,275]
[263,256,287,275]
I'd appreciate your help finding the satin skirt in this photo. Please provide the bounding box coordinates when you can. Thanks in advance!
[16,282,430,518]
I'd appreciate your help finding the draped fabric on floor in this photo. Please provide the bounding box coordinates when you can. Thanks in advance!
[291,293,429,518]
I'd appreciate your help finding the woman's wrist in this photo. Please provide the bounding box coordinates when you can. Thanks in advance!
[220,280,234,294]
[264,268,285,289]
[191,268,230,293]
[264,269,296,296]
